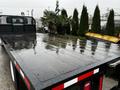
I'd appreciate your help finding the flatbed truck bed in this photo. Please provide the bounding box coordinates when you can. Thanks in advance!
[1,33,120,90]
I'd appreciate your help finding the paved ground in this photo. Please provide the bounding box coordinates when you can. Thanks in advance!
[0,45,15,90]
[0,40,118,90]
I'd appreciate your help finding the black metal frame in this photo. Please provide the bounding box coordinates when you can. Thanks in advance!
[0,15,36,34]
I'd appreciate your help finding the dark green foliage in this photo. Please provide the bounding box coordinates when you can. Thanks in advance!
[41,10,57,34]
[65,23,71,34]
[55,9,71,35]
[41,1,60,34]
[55,0,60,15]
[61,9,68,18]
[106,9,115,36]
[41,8,71,35]
[71,8,79,36]
[78,6,89,36]
[91,5,101,33]
[115,27,120,36]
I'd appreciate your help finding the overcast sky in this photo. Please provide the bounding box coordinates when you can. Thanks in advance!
[0,0,120,18]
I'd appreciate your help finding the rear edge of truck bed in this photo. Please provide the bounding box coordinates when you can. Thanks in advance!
[1,33,120,90]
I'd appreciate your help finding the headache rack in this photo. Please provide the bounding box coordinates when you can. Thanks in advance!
[0,15,36,34]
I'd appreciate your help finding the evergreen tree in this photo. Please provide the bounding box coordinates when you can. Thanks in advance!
[71,8,79,36]
[61,9,68,18]
[106,9,115,36]
[79,5,89,36]
[91,5,101,33]
[56,9,70,35]
[62,9,70,35]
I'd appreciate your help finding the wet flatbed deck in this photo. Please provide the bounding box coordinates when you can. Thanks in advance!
[1,33,120,89]
[0,45,118,90]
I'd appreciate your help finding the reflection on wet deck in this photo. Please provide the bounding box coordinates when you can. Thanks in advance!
[40,33,120,57]
[3,33,120,60]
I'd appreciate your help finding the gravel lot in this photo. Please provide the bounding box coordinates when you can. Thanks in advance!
[0,44,118,90]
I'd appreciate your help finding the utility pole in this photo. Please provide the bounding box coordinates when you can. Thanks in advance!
[0,12,2,15]
[31,9,34,17]
[27,10,29,16]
